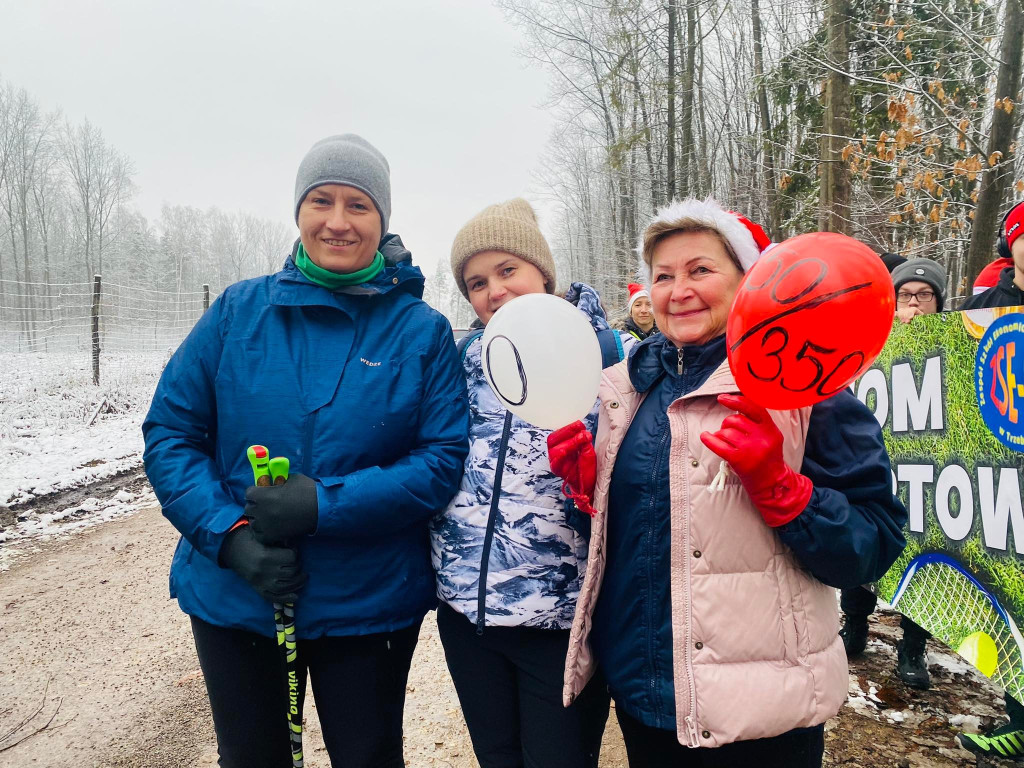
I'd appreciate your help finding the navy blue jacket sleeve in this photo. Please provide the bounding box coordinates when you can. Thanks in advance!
[563,281,625,368]
[775,389,908,589]
[597,327,625,368]
[314,320,470,537]
[142,294,242,562]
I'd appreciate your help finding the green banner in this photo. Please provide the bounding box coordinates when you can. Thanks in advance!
[859,307,1024,699]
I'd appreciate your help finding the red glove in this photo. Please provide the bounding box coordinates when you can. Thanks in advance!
[699,394,812,527]
[547,421,598,517]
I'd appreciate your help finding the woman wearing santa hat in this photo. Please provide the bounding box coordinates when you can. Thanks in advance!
[621,283,658,344]
[548,197,906,767]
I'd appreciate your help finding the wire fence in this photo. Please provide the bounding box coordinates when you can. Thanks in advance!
[0,276,211,383]
[0,276,209,387]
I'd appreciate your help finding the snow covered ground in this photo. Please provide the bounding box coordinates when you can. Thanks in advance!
[0,350,163,561]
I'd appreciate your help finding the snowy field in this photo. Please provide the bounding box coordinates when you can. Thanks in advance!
[0,351,163,559]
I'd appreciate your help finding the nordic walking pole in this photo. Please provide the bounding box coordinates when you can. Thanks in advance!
[247,445,304,768]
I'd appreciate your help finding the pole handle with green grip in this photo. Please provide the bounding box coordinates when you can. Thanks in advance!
[269,456,290,486]
[247,445,272,487]
[246,445,303,768]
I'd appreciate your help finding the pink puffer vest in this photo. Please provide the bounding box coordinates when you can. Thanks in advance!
[563,359,847,747]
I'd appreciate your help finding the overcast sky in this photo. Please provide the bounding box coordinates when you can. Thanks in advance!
[0,0,556,277]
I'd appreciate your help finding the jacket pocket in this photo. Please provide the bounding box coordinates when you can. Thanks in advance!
[772,551,800,664]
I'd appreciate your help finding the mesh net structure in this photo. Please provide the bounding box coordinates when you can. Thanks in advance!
[0,278,209,356]
[892,553,1024,702]
[0,278,212,435]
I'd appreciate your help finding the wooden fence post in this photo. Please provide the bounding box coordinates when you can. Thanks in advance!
[203,284,210,311]
[92,275,101,385]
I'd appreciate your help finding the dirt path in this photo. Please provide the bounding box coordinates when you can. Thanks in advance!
[0,505,622,767]
[0,499,1015,767]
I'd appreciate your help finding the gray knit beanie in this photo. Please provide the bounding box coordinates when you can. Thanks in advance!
[450,198,557,299]
[892,258,947,311]
[293,134,391,235]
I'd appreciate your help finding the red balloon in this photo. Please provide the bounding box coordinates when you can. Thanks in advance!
[726,232,895,410]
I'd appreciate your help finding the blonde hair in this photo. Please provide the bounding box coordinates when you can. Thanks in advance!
[642,224,742,273]
[636,198,763,285]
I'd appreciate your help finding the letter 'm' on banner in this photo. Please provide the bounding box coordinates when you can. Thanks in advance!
[892,356,943,433]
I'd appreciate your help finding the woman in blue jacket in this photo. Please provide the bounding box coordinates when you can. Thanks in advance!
[142,134,470,768]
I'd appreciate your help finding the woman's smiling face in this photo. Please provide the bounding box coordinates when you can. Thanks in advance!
[462,251,548,324]
[297,184,381,274]
[649,230,744,347]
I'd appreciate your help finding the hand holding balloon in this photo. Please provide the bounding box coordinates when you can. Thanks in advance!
[547,421,598,517]
[726,233,895,410]
[700,394,812,527]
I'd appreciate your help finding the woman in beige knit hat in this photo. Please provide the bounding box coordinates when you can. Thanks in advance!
[449,197,559,320]
[429,198,623,768]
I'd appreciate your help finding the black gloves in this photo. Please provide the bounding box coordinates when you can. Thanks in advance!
[221,473,317,602]
[244,473,319,545]
[218,525,306,603]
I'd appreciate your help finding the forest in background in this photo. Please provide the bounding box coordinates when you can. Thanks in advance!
[426,0,1024,323]
[0,80,292,349]
[3,0,1024,335]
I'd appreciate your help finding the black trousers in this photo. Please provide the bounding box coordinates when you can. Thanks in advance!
[436,603,610,768]
[840,586,931,643]
[190,615,420,768]
[616,707,825,768]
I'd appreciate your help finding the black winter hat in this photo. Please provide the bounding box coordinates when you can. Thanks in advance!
[879,252,907,273]
[892,258,947,312]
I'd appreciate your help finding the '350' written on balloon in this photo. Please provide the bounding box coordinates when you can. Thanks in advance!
[726,232,896,411]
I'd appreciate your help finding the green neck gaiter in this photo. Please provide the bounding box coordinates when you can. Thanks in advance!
[295,243,386,289]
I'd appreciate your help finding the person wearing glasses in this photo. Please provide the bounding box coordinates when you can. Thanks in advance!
[892,258,946,323]
[838,257,946,692]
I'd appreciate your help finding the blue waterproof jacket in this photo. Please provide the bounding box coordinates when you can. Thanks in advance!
[592,333,908,729]
[143,236,470,639]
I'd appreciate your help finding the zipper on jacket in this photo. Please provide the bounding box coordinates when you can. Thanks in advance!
[677,348,684,375]
[647,420,673,725]
[680,413,700,747]
[302,409,319,476]
[476,411,515,635]
[685,716,700,746]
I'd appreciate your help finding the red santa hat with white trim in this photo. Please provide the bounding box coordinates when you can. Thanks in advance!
[636,197,771,285]
[626,282,649,311]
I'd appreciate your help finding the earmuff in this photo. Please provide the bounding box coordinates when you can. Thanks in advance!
[997,207,1011,260]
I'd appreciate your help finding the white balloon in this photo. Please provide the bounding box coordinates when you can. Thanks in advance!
[481,293,602,430]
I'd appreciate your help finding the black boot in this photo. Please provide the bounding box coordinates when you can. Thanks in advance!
[897,636,930,690]
[839,617,868,657]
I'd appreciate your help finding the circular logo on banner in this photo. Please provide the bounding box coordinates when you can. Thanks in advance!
[976,312,1024,453]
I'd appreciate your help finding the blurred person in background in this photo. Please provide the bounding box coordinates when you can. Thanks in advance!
[838,257,946,692]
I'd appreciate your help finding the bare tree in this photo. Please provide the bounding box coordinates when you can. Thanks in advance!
[819,0,852,235]
[966,0,1024,284]
[60,118,135,280]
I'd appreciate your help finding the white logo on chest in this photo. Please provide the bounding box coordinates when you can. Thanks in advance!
[360,358,382,367]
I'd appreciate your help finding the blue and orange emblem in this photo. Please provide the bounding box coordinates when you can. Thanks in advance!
[976,312,1024,452]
